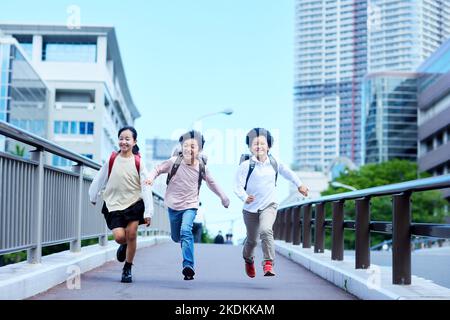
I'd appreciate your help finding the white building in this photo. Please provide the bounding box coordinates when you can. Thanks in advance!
[0,23,140,166]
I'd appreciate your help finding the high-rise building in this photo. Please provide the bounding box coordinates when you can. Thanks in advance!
[0,23,140,166]
[368,0,450,73]
[294,0,450,171]
[294,0,367,171]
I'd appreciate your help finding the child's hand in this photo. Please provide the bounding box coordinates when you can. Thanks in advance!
[144,178,153,186]
[144,217,151,226]
[298,185,309,197]
[222,197,230,208]
[245,195,255,204]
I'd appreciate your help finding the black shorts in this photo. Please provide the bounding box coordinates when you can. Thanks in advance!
[102,199,146,230]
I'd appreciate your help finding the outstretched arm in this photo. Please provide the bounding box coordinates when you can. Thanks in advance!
[145,157,175,185]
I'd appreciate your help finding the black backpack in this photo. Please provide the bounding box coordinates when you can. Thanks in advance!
[166,153,207,194]
[239,154,278,191]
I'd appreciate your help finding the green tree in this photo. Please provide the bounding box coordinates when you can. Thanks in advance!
[201,226,215,243]
[10,144,25,157]
[321,159,447,249]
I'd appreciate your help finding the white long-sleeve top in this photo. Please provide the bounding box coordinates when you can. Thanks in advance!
[88,155,154,218]
[234,155,303,213]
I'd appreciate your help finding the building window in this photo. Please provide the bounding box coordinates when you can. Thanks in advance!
[54,121,94,135]
[52,155,74,167]
[42,41,97,63]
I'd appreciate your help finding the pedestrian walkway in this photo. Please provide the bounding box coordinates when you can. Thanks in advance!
[29,242,356,300]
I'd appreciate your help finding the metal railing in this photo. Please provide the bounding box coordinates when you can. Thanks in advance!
[0,121,170,263]
[275,174,450,285]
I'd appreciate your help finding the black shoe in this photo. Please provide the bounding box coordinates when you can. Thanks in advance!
[116,244,127,262]
[121,266,132,283]
[182,266,195,280]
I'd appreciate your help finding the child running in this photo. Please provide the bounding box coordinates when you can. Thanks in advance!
[145,130,230,280]
[234,128,309,278]
[89,126,153,283]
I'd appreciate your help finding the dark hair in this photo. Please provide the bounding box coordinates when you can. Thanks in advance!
[118,126,140,155]
[245,128,273,148]
[179,130,205,150]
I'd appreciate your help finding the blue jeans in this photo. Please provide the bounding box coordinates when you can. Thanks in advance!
[168,208,197,269]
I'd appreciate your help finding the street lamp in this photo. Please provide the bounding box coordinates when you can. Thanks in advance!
[330,181,357,191]
[190,108,234,129]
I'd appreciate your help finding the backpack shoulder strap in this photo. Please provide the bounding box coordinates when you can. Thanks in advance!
[108,151,119,179]
[244,158,256,191]
[269,154,278,186]
[166,154,183,185]
[134,153,141,175]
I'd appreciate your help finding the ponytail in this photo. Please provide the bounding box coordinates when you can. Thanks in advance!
[132,145,140,155]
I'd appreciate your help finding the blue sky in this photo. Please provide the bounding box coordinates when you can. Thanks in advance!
[1,0,297,242]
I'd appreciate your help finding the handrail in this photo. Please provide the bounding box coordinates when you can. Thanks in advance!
[0,121,169,264]
[0,120,100,170]
[279,174,450,210]
[275,174,450,285]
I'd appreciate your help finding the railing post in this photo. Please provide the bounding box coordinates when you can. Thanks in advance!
[71,164,83,253]
[332,200,344,261]
[27,148,44,264]
[392,193,411,285]
[302,204,312,248]
[355,197,371,269]
[314,203,325,253]
[292,206,301,245]
[285,207,293,243]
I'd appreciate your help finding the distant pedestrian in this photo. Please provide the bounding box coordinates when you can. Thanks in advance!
[214,231,225,244]
[145,130,230,280]
[234,128,308,278]
[89,126,153,283]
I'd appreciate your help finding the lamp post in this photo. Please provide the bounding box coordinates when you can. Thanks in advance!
[330,181,357,191]
[191,108,233,130]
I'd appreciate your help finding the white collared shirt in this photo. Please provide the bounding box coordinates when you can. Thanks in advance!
[234,155,303,213]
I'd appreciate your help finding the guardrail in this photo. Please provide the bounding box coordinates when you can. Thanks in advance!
[275,174,450,285]
[0,120,170,263]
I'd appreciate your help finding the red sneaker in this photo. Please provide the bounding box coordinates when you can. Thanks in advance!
[245,262,256,278]
[263,260,275,276]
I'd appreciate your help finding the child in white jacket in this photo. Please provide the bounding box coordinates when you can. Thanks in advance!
[234,128,308,278]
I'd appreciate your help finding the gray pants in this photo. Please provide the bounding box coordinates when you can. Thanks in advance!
[242,203,278,264]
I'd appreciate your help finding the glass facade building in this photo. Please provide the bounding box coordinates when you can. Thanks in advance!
[363,73,418,164]
[0,37,50,154]
[416,38,450,185]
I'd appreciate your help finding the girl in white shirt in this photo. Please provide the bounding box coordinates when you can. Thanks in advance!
[89,126,153,283]
[234,128,309,278]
